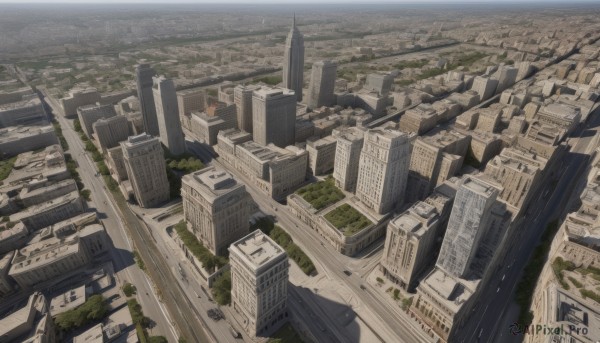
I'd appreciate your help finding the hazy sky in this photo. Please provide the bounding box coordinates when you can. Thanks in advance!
[0,0,594,3]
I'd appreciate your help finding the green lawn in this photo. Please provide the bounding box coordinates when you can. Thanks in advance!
[324,204,372,236]
[0,157,16,183]
[267,323,305,343]
[296,177,345,210]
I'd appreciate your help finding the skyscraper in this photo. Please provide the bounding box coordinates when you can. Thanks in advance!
[307,60,337,109]
[153,76,185,156]
[282,15,305,102]
[230,230,288,337]
[121,134,170,208]
[135,64,159,136]
[436,176,498,278]
[333,127,365,192]
[252,87,296,148]
[355,129,411,214]
[234,84,260,133]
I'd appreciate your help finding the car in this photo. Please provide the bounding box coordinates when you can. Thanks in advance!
[360,285,366,290]
[343,270,352,276]
[229,327,241,338]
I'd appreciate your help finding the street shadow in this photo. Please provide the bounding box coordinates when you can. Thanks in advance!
[265,283,362,343]
[186,140,216,164]
[110,246,135,274]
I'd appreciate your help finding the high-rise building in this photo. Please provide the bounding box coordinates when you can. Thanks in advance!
[121,134,170,208]
[282,15,304,102]
[307,60,337,109]
[93,115,130,152]
[381,201,440,291]
[356,129,411,214]
[230,230,288,337]
[181,167,249,256]
[252,87,296,148]
[332,127,364,192]
[153,76,185,156]
[436,177,498,278]
[135,64,159,136]
[365,73,394,96]
[234,85,260,133]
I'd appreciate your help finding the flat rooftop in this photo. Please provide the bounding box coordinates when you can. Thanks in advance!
[231,230,285,271]
[461,177,498,198]
[0,124,54,144]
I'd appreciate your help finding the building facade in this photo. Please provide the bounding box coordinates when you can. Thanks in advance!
[356,129,411,214]
[153,76,185,156]
[332,127,365,192]
[252,87,296,148]
[121,134,170,208]
[182,167,249,256]
[92,115,130,152]
[234,85,260,134]
[307,60,337,109]
[436,177,498,278]
[230,231,288,337]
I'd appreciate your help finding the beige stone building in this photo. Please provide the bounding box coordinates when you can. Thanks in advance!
[306,136,337,176]
[121,134,170,208]
[252,87,296,148]
[8,224,109,290]
[380,201,441,291]
[92,115,130,152]
[177,88,206,118]
[182,167,249,256]
[230,230,288,337]
[234,85,260,134]
[10,190,85,231]
[332,127,364,192]
[76,103,117,138]
[356,129,411,214]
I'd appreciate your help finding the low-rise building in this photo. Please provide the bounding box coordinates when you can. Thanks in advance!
[59,88,101,117]
[0,124,58,158]
[0,251,16,297]
[18,179,78,208]
[0,95,47,129]
[10,190,85,231]
[399,105,438,135]
[8,224,109,290]
[0,292,55,343]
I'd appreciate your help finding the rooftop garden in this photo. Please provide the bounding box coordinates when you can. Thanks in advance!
[296,176,345,210]
[324,204,372,237]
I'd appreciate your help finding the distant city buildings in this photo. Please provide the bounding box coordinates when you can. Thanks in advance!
[153,76,185,156]
[230,230,288,337]
[121,134,170,208]
[282,15,304,102]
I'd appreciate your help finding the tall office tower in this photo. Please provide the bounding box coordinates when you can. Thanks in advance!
[381,201,440,291]
[333,127,365,192]
[230,230,289,337]
[355,129,411,214]
[234,85,260,133]
[252,87,296,148]
[121,134,170,208]
[181,167,250,256]
[307,60,337,109]
[135,64,159,136]
[282,15,305,102]
[153,76,185,156]
[436,177,498,278]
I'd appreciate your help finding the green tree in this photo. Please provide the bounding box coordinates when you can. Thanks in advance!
[212,270,231,305]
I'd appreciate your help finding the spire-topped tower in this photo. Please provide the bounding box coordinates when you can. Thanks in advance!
[283,14,305,102]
